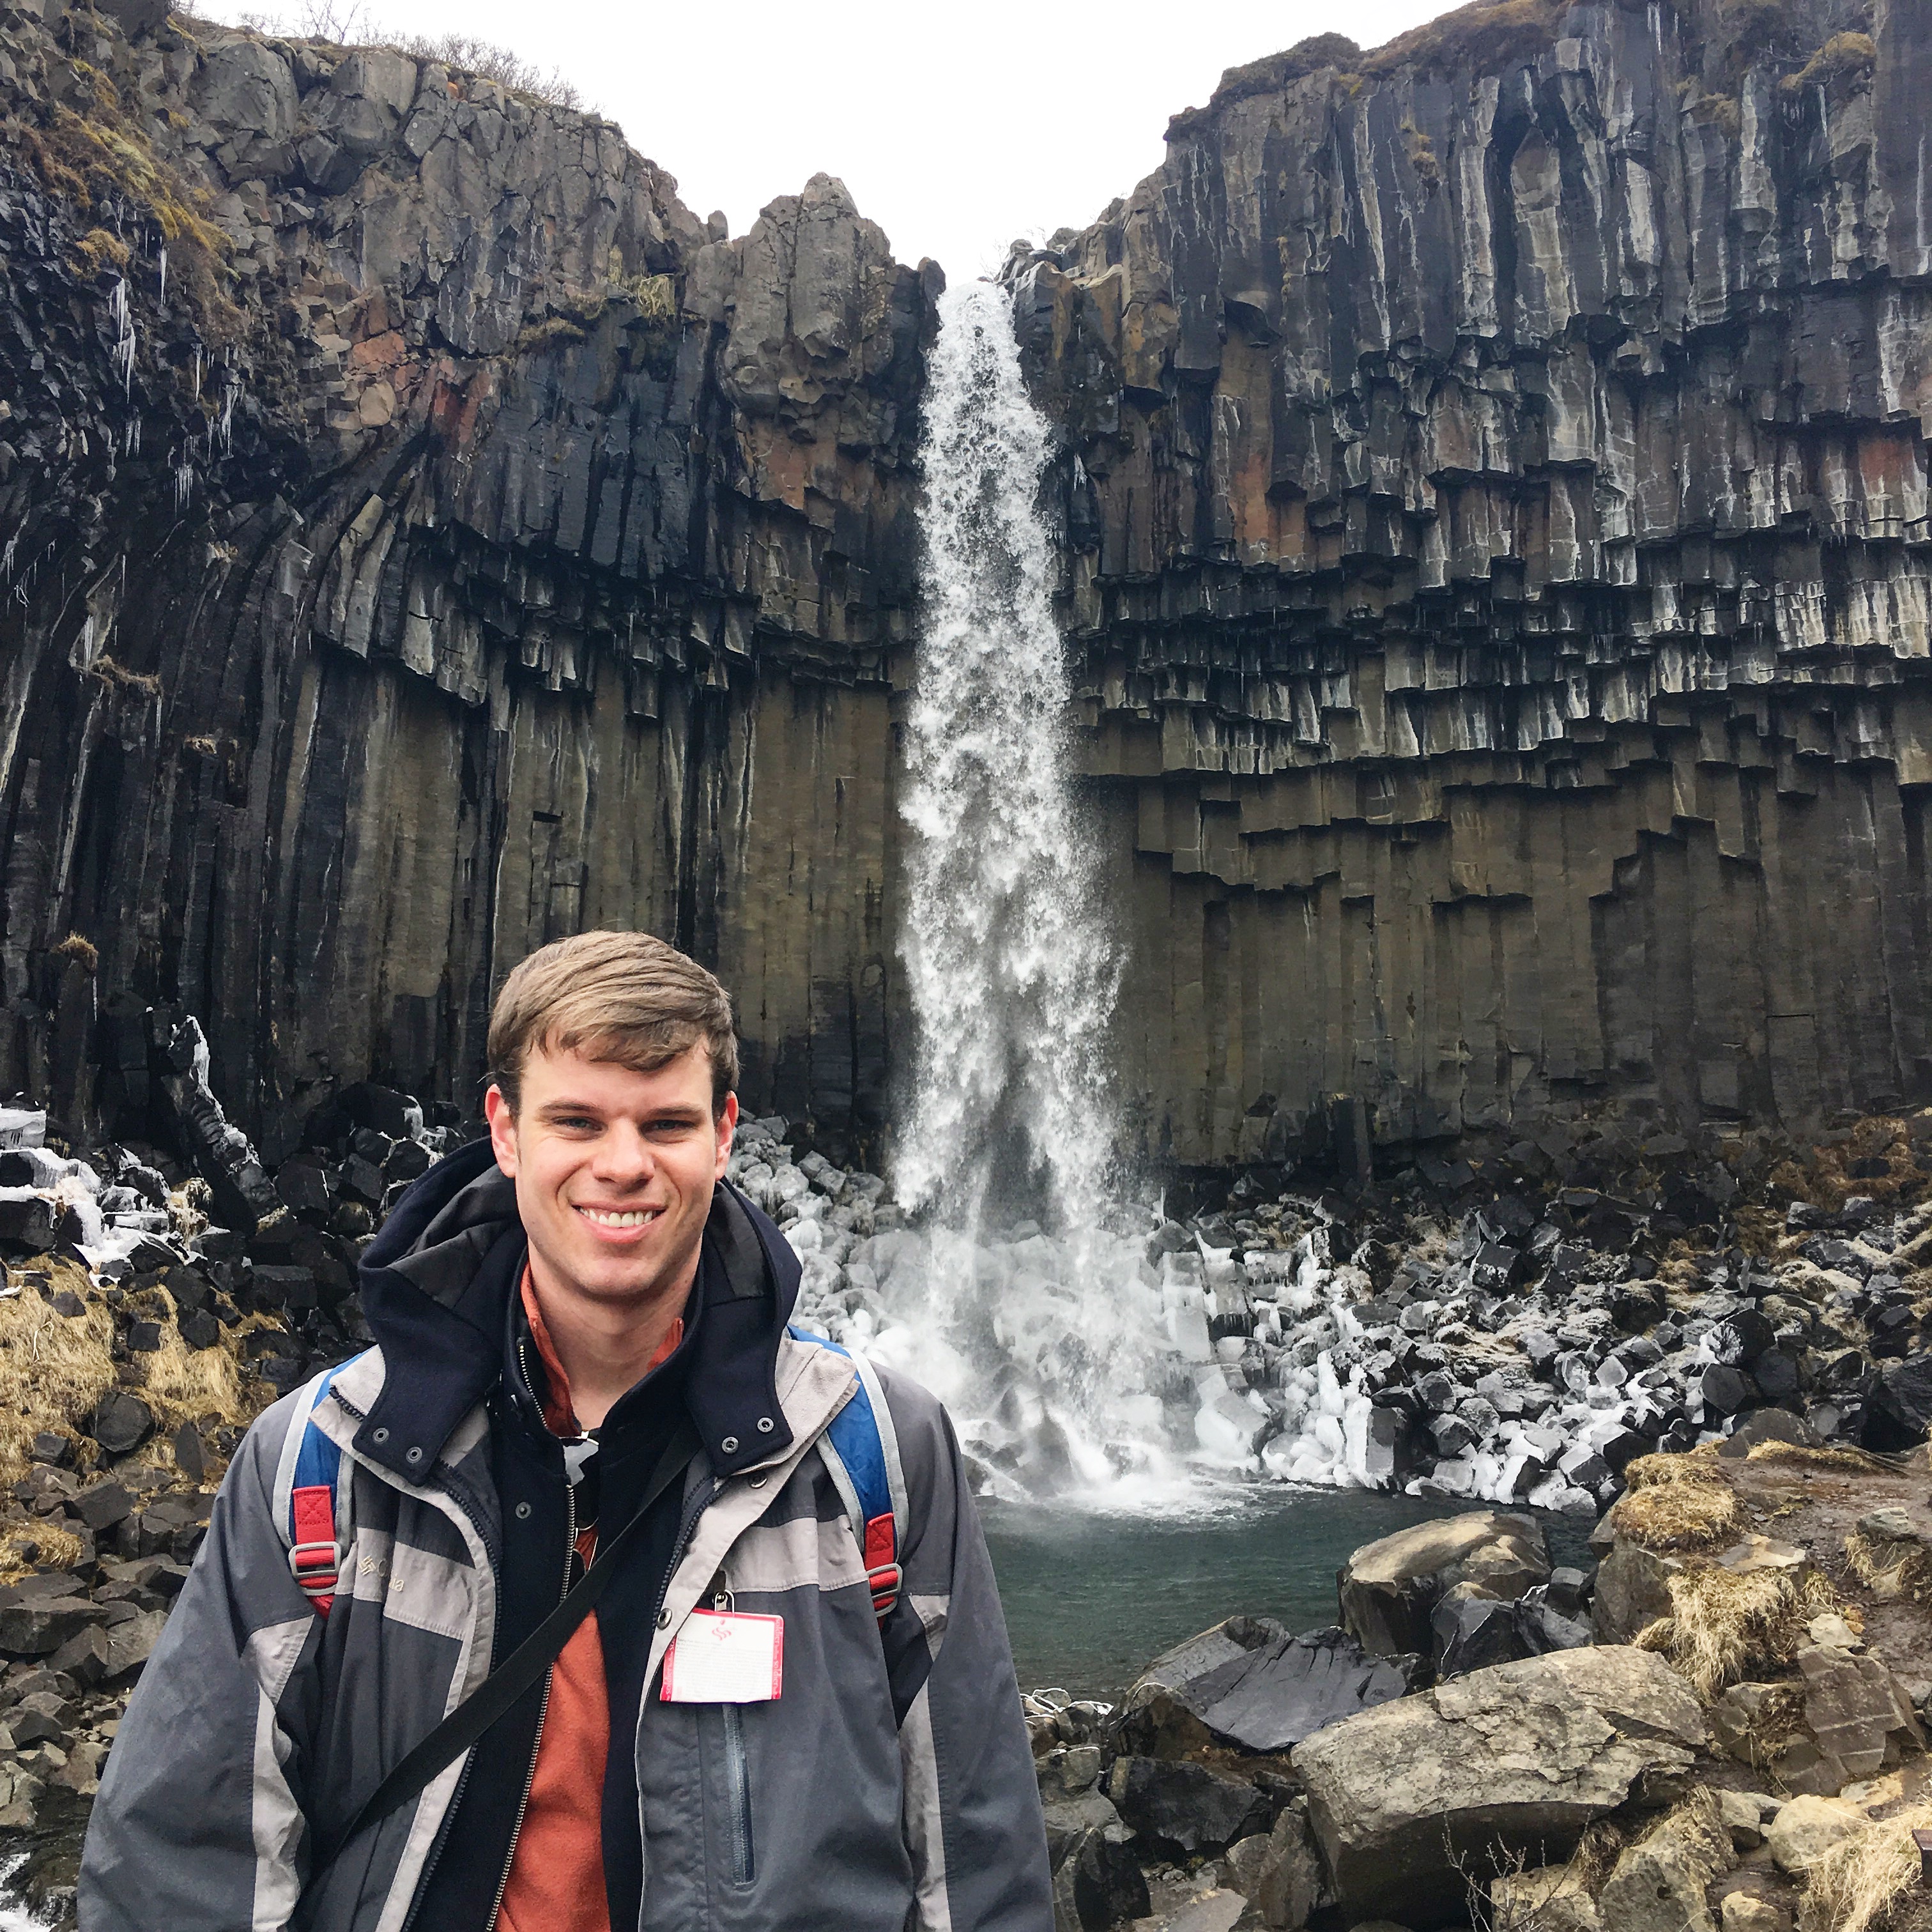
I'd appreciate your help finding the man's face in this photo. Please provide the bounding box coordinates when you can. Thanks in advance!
[485,1043,737,1309]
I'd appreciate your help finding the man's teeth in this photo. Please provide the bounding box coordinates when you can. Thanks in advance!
[578,1207,659,1227]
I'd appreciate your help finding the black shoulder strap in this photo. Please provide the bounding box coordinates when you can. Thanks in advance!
[309,1420,701,1880]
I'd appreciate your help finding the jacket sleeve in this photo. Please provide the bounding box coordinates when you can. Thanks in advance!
[80,1392,321,1932]
[877,1370,1053,1932]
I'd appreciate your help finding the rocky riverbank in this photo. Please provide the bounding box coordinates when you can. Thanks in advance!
[1029,1452,1932,1930]
[0,1004,1926,1917]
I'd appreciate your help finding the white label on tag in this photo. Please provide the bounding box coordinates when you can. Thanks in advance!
[660,1611,784,1703]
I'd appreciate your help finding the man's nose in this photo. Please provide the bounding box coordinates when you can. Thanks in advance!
[593,1124,656,1184]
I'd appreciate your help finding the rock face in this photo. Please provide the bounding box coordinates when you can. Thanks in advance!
[1,0,1929,1169]
[1289,1644,1706,1926]
[1011,0,1932,1162]
[0,0,928,1162]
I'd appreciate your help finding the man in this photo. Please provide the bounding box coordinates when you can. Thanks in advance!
[80,930,1051,1930]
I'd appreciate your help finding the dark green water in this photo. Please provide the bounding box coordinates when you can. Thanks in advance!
[983,1487,1595,1700]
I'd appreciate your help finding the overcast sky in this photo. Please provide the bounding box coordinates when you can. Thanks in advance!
[210,0,1453,278]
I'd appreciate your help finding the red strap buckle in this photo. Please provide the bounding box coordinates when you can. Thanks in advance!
[290,1483,339,1618]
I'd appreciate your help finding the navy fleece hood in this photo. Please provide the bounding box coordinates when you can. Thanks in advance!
[350,1135,804,1485]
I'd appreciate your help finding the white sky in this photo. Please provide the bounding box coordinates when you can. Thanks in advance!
[211,0,1453,279]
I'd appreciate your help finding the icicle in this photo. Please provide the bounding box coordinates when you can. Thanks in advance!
[0,533,15,581]
[173,459,194,512]
[156,246,167,307]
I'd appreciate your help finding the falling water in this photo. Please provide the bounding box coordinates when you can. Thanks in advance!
[896,280,1117,1229]
[870,283,1190,1500]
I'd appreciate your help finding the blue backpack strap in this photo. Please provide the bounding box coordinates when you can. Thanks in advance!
[285,1361,353,1617]
[788,1327,907,1620]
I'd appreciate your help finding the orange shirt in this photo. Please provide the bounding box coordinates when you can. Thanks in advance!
[496,1274,682,1932]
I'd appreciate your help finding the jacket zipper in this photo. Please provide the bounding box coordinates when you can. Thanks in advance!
[722,1703,755,1885]
[484,1475,577,1929]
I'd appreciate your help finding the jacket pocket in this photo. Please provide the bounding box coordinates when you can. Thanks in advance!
[723,1705,755,1887]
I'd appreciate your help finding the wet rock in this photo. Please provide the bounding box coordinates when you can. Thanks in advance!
[1338,1512,1549,1656]
[1104,1756,1271,1860]
[1291,1646,1705,1926]
[1116,1616,1425,1757]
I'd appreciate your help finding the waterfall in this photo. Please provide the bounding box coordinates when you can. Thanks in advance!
[895,280,1116,1231]
[868,283,1188,1499]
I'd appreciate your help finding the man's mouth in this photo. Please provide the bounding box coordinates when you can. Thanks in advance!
[574,1206,662,1228]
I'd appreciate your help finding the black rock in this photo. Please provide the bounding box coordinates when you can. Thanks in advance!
[28,1434,70,1469]
[351,1128,394,1166]
[49,1291,84,1318]
[0,1197,57,1254]
[89,1393,153,1457]
[164,1266,211,1314]
[338,1155,385,1207]
[70,1480,132,1532]
[251,1265,318,1312]
[259,1355,309,1394]
[1701,1364,1756,1417]
[1753,1348,1803,1402]
[172,1422,207,1483]
[125,1320,163,1353]
[1862,1354,1932,1451]
[0,1152,34,1188]
[276,1161,335,1219]
[1804,1236,1874,1278]
[1117,1616,1425,1758]
[385,1138,432,1183]
[1708,1310,1777,1366]
[1105,1756,1272,1859]
[1414,1371,1459,1413]
[1070,1830,1149,1929]
[148,1008,279,1234]
[180,1308,220,1350]
[1469,1241,1524,1291]
[335,1083,423,1141]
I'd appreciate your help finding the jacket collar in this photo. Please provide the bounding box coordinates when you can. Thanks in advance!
[351,1137,803,1485]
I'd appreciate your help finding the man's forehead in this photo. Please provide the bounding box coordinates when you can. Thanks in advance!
[523,1041,711,1104]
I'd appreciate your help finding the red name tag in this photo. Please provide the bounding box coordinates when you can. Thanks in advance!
[660,1611,784,1703]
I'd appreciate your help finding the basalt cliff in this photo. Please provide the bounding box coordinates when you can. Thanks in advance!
[0,0,1928,1171]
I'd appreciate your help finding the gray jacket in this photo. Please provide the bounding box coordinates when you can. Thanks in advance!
[79,1329,1051,1930]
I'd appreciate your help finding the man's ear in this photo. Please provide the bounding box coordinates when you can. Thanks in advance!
[484,1084,520,1179]
[714,1092,739,1178]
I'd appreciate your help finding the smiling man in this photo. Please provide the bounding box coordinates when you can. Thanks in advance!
[80,930,1052,1932]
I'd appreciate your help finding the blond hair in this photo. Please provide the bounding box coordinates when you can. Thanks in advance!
[486,931,738,1115]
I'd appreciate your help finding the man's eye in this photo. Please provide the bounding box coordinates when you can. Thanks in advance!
[556,1117,600,1132]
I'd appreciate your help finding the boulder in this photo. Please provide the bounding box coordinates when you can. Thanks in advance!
[1104,1755,1271,1860]
[1338,1512,1550,1656]
[1255,1800,1327,1929]
[1290,1646,1705,1927]
[1790,1644,1923,1789]
[1591,1537,1680,1644]
[1862,1354,1932,1450]
[1432,1582,1592,1678]
[1765,1795,1864,1874]
[88,1392,154,1457]
[1116,1616,1425,1758]
[1595,1788,1735,1932]
[1490,1864,1601,1932]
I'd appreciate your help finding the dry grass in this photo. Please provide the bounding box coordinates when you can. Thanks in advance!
[1845,1529,1932,1604]
[1781,31,1877,95]
[1613,1450,1744,1554]
[1747,1441,1896,1475]
[0,1263,119,1489]
[52,933,98,974]
[1800,1801,1932,1932]
[1365,0,1566,77]
[1636,1557,1837,1697]
[0,1522,82,1586]
[0,1261,260,1489]
[1770,1116,1928,1215]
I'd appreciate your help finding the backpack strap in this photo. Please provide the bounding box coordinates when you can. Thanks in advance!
[282,1361,354,1618]
[788,1327,908,1620]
